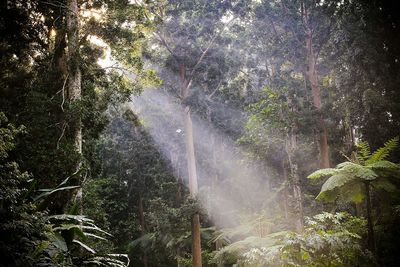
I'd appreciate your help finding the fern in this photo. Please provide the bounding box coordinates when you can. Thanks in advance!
[307,168,339,179]
[317,173,357,200]
[372,178,397,192]
[367,160,400,170]
[357,141,371,162]
[341,162,378,181]
[366,137,399,164]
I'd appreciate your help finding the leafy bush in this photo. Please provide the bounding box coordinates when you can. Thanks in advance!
[214,212,371,267]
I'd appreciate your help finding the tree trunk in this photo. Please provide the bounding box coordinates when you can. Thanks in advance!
[365,182,376,255]
[66,0,82,208]
[191,213,202,267]
[286,135,303,232]
[180,64,202,267]
[67,0,82,154]
[281,160,289,220]
[302,4,330,168]
[139,194,148,267]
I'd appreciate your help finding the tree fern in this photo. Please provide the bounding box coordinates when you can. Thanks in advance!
[367,160,400,170]
[366,137,399,164]
[316,173,357,201]
[357,141,371,163]
[340,162,377,180]
[307,168,339,179]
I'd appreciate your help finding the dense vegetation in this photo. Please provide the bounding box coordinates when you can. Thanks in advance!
[1,0,399,266]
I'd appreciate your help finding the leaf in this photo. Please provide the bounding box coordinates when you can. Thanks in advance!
[52,233,68,252]
[340,183,365,203]
[47,214,94,223]
[356,141,371,161]
[373,178,397,192]
[33,185,80,201]
[307,168,339,179]
[366,137,399,164]
[129,233,156,250]
[84,232,108,241]
[319,173,357,195]
[340,162,377,180]
[367,160,400,170]
[72,239,96,253]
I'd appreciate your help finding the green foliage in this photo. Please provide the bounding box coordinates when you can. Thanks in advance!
[308,137,400,203]
[213,212,370,267]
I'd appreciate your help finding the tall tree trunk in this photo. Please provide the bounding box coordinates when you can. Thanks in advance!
[67,0,81,154]
[281,160,289,220]
[66,0,82,207]
[302,4,330,168]
[286,134,303,232]
[139,193,148,267]
[365,182,376,255]
[180,64,202,267]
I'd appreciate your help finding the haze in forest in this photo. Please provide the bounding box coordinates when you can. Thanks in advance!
[130,88,278,228]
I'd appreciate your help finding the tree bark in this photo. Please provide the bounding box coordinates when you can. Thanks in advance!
[191,213,202,267]
[67,0,82,154]
[281,160,289,220]
[286,134,303,232]
[302,3,330,168]
[66,0,82,208]
[139,194,148,267]
[180,64,202,267]
[365,182,376,255]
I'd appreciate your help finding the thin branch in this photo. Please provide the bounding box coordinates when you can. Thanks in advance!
[61,73,68,111]
[153,31,179,61]
[56,122,67,150]
[206,80,222,100]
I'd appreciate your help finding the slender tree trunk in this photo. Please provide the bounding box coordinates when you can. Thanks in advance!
[365,182,376,255]
[139,193,148,267]
[66,0,83,208]
[67,0,81,154]
[180,64,202,267]
[302,4,330,168]
[282,160,289,220]
[286,134,303,232]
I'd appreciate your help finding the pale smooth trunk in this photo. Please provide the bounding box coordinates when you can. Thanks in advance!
[66,0,82,207]
[180,64,202,267]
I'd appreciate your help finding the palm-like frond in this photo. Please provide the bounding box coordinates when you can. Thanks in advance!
[356,141,371,162]
[367,160,400,170]
[307,168,340,179]
[316,173,357,201]
[340,162,378,180]
[366,137,399,164]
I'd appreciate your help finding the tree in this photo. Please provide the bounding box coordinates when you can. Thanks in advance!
[308,137,400,254]
[143,1,238,265]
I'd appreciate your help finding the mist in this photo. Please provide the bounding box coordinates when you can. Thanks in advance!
[130,87,283,230]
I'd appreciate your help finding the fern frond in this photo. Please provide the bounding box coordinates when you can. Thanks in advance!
[336,161,353,168]
[356,141,371,162]
[367,137,399,164]
[339,182,365,203]
[341,162,378,180]
[372,178,397,192]
[318,173,357,197]
[367,160,400,170]
[307,168,339,179]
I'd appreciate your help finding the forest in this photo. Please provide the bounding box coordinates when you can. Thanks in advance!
[1,0,400,266]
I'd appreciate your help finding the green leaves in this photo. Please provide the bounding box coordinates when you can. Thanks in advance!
[366,137,399,165]
[213,212,368,267]
[309,138,400,203]
[316,173,357,200]
[307,168,339,179]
